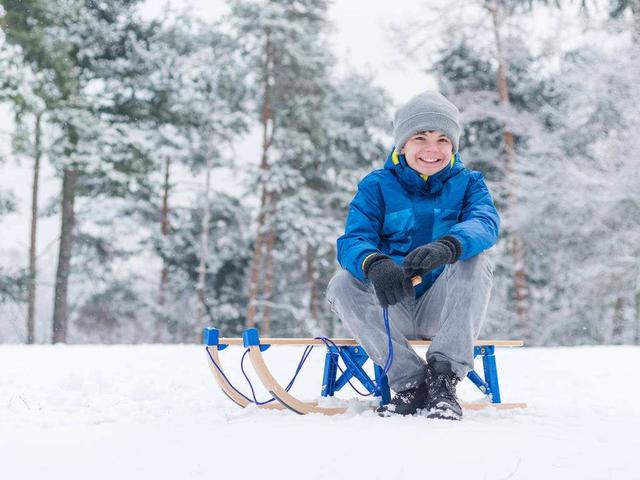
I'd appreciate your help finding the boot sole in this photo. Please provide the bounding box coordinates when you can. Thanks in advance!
[425,405,462,421]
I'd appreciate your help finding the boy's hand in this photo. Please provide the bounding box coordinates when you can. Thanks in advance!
[403,236,462,278]
[364,255,414,308]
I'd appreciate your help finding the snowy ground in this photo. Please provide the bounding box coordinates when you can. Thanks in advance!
[1,344,638,479]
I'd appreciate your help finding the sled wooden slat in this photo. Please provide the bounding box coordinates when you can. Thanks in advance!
[206,346,255,408]
[248,346,350,415]
[206,345,325,411]
[218,338,523,347]
[461,402,527,410]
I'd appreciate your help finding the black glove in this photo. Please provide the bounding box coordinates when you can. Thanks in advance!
[403,236,462,278]
[364,254,414,308]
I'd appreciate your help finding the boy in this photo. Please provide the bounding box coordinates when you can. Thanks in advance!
[326,91,499,420]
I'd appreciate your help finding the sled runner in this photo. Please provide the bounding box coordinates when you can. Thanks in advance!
[204,326,527,415]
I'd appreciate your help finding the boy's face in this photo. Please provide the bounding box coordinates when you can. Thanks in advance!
[400,130,453,176]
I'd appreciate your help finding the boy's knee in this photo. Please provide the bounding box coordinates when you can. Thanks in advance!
[470,252,493,276]
[449,251,493,281]
[326,269,357,303]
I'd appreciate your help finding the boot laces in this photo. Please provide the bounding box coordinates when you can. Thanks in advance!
[428,371,457,399]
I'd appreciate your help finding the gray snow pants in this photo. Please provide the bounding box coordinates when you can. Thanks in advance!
[325,252,493,393]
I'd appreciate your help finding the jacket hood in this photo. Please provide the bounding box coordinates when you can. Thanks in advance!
[383,148,465,195]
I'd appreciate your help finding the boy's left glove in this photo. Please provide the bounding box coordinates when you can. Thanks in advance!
[403,236,462,278]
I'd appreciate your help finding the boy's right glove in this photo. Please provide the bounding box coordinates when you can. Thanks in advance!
[364,254,414,308]
[403,236,462,278]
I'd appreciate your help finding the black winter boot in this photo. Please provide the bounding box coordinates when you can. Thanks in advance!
[376,381,429,417]
[424,360,463,421]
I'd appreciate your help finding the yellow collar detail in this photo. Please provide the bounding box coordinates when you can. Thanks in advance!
[391,149,400,165]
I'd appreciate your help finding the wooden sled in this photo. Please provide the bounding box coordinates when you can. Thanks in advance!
[204,327,527,416]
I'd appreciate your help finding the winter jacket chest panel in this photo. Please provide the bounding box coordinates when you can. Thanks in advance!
[378,158,469,256]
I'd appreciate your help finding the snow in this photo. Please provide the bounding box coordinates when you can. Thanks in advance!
[2,344,638,479]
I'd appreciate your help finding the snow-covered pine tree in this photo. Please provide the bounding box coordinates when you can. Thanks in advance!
[608,0,640,42]
[2,0,161,343]
[152,194,251,340]
[69,13,249,343]
[228,0,393,336]
[116,14,206,312]
[146,18,250,341]
[316,73,391,336]
[173,19,249,328]
[438,38,563,343]
[0,32,52,342]
[268,73,391,337]
[227,0,334,334]
[0,29,27,308]
[527,14,640,345]
[398,0,563,343]
[410,1,640,346]
[0,179,23,306]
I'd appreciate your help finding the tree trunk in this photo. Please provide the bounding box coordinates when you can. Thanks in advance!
[246,193,266,328]
[611,295,625,344]
[487,0,530,336]
[197,160,211,324]
[246,30,274,329]
[635,288,640,345]
[26,111,42,344]
[261,223,275,335]
[158,156,171,306]
[305,243,319,332]
[632,0,640,45]
[52,167,77,344]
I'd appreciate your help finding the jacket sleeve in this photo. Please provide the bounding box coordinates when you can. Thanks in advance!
[446,172,500,260]
[336,176,384,281]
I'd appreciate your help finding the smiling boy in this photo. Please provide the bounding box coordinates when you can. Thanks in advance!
[326,91,500,420]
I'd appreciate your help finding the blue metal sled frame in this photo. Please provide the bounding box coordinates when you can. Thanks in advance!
[319,342,503,406]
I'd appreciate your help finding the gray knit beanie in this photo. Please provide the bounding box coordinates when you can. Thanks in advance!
[393,91,461,153]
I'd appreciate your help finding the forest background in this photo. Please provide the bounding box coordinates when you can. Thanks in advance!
[0,0,638,346]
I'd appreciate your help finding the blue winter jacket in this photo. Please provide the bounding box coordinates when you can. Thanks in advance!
[337,149,500,298]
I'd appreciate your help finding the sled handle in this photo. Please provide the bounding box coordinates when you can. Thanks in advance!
[411,275,422,286]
